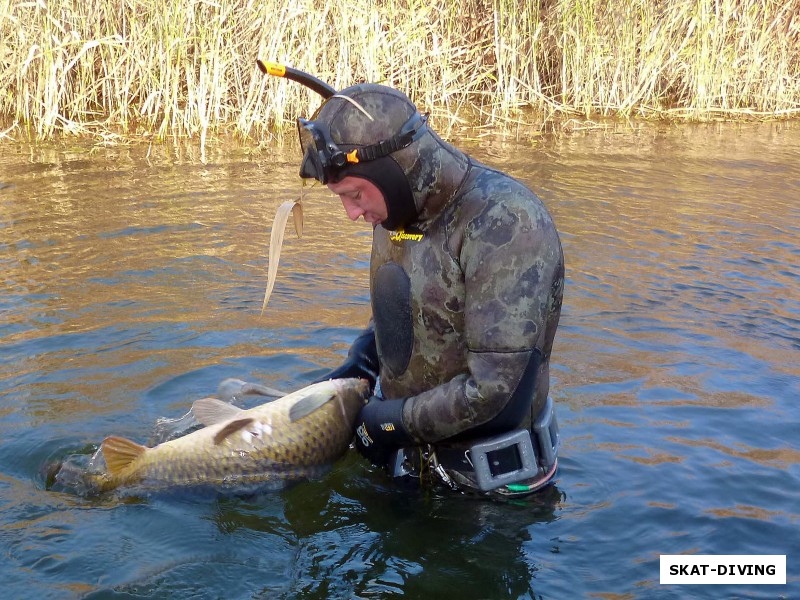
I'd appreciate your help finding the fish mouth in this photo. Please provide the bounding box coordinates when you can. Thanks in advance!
[329,376,371,397]
[352,377,372,401]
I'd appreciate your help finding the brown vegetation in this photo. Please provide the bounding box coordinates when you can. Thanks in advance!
[1,0,798,147]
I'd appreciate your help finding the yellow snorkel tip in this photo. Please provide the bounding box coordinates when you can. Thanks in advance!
[257,60,287,78]
[255,59,336,99]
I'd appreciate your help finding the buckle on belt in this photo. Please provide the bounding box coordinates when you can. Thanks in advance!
[468,429,540,492]
[469,396,560,492]
[390,397,561,493]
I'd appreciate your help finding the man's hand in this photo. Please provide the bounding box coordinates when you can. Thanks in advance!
[315,326,379,390]
[354,397,414,467]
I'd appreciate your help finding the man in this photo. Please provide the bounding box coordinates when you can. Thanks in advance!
[298,82,565,497]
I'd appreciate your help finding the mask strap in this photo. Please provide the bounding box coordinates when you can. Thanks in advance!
[356,113,429,162]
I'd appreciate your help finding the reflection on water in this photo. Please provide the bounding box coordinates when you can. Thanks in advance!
[1,123,799,598]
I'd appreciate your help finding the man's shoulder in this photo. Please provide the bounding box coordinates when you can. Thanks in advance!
[454,164,551,230]
[459,163,542,207]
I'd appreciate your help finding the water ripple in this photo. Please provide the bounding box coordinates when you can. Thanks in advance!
[1,127,799,598]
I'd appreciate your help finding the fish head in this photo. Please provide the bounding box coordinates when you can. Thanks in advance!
[329,377,371,424]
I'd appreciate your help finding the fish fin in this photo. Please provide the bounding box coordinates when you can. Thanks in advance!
[288,391,336,423]
[213,418,255,445]
[191,397,245,426]
[102,436,147,476]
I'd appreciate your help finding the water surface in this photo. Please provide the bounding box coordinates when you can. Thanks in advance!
[1,123,798,598]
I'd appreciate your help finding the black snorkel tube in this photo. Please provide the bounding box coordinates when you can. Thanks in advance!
[256,59,336,99]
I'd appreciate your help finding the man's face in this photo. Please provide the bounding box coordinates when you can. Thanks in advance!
[327,176,388,225]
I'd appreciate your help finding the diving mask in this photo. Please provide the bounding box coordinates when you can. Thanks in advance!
[297,111,429,184]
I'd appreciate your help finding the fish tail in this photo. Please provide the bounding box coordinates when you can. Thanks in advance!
[102,436,147,476]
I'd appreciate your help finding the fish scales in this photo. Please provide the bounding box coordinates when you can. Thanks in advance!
[95,378,369,492]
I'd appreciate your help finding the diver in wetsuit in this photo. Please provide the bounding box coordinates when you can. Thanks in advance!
[256,61,564,496]
[297,81,565,496]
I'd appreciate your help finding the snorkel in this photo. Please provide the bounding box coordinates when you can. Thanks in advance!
[257,60,336,100]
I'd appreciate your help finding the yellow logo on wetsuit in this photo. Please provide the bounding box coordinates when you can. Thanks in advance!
[389,228,424,244]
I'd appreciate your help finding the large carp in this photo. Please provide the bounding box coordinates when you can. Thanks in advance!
[94,378,369,493]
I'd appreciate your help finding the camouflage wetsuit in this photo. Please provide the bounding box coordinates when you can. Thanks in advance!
[370,141,564,444]
[302,84,564,486]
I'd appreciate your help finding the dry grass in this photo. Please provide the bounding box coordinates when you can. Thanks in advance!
[1,0,798,150]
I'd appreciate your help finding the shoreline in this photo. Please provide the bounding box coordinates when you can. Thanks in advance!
[2,110,799,153]
[1,120,798,171]
[2,0,798,151]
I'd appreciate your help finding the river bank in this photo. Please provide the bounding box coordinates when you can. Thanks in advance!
[2,0,798,151]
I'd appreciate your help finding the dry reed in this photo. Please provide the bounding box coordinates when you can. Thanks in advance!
[1,0,798,149]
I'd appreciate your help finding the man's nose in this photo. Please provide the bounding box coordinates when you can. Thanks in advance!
[342,199,364,221]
